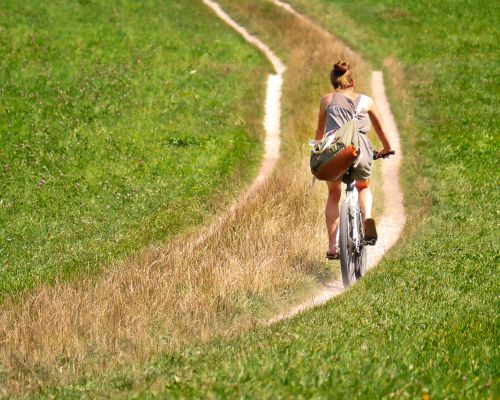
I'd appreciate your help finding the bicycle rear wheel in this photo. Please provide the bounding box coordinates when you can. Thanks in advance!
[339,201,356,287]
[355,243,367,279]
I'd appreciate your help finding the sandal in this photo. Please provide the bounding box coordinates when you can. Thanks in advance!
[326,247,340,260]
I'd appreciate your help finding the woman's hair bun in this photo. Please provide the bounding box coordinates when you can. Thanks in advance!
[333,60,350,76]
[330,60,354,89]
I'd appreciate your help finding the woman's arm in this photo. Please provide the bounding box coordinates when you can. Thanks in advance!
[315,95,331,140]
[367,100,393,156]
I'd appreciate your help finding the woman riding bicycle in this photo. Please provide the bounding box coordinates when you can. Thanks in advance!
[315,60,393,259]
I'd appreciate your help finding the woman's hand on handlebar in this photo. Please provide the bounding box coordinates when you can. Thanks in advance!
[374,148,395,159]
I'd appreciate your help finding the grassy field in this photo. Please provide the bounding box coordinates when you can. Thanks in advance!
[0,0,366,394]
[3,0,498,397]
[30,0,498,397]
[0,0,268,296]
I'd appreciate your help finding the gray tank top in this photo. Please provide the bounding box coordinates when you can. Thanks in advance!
[325,93,371,135]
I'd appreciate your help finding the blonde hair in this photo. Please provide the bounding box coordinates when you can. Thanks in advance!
[330,60,354,89]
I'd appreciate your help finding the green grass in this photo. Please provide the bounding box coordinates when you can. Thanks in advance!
[0,0,268,297]
[9,0,499,398]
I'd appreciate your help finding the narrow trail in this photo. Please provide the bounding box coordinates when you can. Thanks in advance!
[203,0,406,322]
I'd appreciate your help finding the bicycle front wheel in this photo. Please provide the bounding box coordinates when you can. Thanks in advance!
[339,201,356,287]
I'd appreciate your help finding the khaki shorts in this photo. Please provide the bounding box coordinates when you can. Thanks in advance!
[350,133,373,181]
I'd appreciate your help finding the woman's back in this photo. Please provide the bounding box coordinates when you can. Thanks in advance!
[325,92,372,135]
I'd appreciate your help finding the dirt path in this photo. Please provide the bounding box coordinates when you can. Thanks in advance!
[200,0,406,322]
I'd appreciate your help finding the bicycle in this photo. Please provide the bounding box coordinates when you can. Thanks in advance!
[339,150,395,287]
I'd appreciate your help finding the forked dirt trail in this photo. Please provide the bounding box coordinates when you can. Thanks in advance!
[203,0,406,321]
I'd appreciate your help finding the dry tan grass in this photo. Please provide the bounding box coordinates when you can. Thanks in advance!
[0,0,371,394]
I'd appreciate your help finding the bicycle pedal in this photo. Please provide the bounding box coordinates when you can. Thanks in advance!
[363,238,377,246]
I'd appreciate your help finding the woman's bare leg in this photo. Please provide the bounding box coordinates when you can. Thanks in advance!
[326,179,342,253]
[356,180,372,222]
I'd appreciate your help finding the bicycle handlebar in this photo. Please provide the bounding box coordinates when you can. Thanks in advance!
[373,150,395,160]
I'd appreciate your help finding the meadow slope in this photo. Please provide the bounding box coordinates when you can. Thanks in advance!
[0,0,369,394]
[2,0,497,398]
[0,0,267,296]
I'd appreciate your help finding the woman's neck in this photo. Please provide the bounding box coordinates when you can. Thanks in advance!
[335,86,355,95]
[334,86,357,99]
